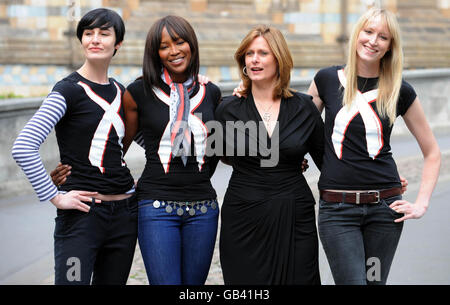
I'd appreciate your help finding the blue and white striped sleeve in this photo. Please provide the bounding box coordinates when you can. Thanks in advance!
[11,92,67,202]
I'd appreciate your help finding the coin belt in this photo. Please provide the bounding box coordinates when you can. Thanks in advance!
[151,199,218,216]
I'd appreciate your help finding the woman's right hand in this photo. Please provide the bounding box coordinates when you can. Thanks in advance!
[198,74,210,85]
[50,191,101,212]
[50,162,71,186]
[399,175,408,194]
[233,80,246,98]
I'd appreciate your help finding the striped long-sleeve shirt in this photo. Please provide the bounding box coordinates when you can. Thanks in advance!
[11,92,66,202]
[12,72,139,202]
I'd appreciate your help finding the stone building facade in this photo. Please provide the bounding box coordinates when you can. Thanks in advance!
[0,0,449,96]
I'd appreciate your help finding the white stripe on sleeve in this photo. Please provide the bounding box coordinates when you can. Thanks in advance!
[11,92,67,202]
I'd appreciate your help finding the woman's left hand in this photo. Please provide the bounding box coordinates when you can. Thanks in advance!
[301,158,309,173]
[50,162,71,186]
[389,200,427,223]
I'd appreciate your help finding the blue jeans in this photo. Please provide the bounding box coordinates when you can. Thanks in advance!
[318,195,404,285]
[138,199,219,285]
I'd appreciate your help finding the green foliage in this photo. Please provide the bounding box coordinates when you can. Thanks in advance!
[0,92,23,99]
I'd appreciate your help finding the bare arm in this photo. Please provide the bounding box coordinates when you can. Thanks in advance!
[306,80,325,113]
[122,90,140,155]
[390,97,441,222]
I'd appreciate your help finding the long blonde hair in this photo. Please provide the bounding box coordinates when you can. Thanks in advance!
[235,25,294,100]
[343,8,403,125]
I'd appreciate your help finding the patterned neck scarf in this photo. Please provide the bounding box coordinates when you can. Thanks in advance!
[161,68,195,166]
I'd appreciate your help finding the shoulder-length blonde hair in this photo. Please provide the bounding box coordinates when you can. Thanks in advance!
[344,8,403,125]
[235,25,293,100]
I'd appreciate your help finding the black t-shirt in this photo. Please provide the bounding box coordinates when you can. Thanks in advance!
[54,72,134,194]
[126,79,221,201]
[315,65,417,190]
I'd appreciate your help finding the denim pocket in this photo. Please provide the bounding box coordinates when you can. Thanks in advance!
[54,208,91,237]
[319,199,342,210]
[137,199,166,222]
[55,207,92,220]
[138,199,155,209]
[380,195,403,217]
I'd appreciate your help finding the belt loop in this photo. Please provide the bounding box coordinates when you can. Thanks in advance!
[356,193,360,205]
[127,194,134,210]
[125,196,130,210]
[342,192,346,203]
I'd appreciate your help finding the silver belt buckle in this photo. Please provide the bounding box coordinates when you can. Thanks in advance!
[368,190,381,203]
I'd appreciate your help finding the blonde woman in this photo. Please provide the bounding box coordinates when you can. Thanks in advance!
[307,8,441,284]
[216,25,324,284]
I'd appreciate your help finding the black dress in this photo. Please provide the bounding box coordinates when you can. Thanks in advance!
[215,92,324,285]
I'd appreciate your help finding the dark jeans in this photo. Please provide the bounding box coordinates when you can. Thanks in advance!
[138,199,219,285]
[318,195,404,285]
[54,194,138,285]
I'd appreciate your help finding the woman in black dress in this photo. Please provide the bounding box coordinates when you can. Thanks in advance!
[216,25,324,284]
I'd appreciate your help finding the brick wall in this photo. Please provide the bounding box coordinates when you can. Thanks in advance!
[0,0,449,89]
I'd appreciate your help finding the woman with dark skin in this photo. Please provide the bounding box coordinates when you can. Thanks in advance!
[120,16,222,285]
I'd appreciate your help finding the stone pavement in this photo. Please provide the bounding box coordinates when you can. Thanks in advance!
[121,150,450,285]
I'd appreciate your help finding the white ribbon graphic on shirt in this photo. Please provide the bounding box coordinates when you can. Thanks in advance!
[78,81,125,173]
[332,69,383,160]
[152,84,207,173]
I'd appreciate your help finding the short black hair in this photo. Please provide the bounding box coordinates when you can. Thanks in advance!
[76,8,125,56]
[142,15,199,90]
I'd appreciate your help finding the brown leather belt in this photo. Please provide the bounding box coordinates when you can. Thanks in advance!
[320,187,402,204]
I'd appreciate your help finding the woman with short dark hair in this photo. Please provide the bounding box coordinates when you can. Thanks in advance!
[76,8,125,56]
[12,8,137,285]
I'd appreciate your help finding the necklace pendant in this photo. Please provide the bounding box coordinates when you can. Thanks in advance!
[262,112,271,122]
